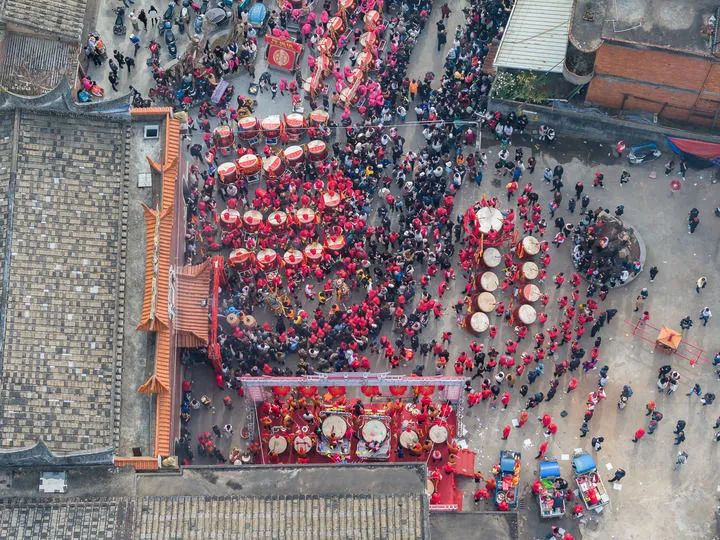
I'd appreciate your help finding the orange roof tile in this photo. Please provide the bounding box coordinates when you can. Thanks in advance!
[175,261,211,347]
[114,456,160,471]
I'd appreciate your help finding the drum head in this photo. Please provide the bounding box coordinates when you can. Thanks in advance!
[518,304,537,325]
[362,419,388,443]
[322,415,347,438]
[480,271,499,292]
[477,292,497,313]
[522,284,541,303]
[483,247,501,268]
[429,425,448,444]
[470,312,489,333]
[522,235,540,255]
[522,261,539,280]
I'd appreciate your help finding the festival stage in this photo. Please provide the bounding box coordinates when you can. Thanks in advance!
[242,374,474,511]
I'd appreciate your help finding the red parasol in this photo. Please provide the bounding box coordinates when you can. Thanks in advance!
[327,386,346,397]
[299,386,318,397]
[388,385,408,396]
[272,386,291,397]
[360,385,381,397]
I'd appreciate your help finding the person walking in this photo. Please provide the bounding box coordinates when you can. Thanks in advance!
[632,428,645,442]
[620,170,631,185]
[535,440,549,459]
[696,276,707,293]
[701,393,715,406]
[633,295,645,312]
[502,424,511,440]
[674,431,686,445]
[673,451,688,470]
[688,208,700,234]
[579,422,589,437]
[108,71,119,91]
[649,266,658,282]
[124,56,135,74]
[437,27,447,52]
[674,420,686,434]
[680,316,693,331]
[608,468,625,483]
[645,400,656,416]
[686,383,702,397]
[679,160,688,180]
[591,436,604,451]
[138,8,148,30]
[148,5,159,26]
[699,307,712,326]
[664,160,675,175]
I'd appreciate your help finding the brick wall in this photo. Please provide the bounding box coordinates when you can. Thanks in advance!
[586,42,720,126]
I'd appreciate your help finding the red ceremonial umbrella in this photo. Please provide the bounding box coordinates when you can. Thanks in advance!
[327,386,346,397]
[299,386,318,397]
[388,385,408,396]
[272,386,291,397]
[360,385,381,397]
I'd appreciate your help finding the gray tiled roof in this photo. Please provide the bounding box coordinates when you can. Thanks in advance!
[0,112,13,306]
[0,0,88,39]
[0,494,428,539]
[0,110,130,453]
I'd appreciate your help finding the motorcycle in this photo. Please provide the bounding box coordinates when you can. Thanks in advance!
[147,40,161,66]
[113,7,126,35]
[165,29,178,59]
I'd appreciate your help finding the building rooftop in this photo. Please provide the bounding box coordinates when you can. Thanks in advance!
[570,0,720,56]
[0,465,430,539]
[0,0,88,40]
[0,108,130,454]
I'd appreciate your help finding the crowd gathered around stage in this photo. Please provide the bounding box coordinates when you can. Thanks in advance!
[105,0,720,535]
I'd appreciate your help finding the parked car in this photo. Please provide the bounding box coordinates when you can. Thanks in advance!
[627,142,662,164]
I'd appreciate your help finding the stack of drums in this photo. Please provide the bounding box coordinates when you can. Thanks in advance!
[237,116,259,145]
[263,155,286,179]
[521,261,539,281]
[236,153,262,184]
[475,291,497,313]
[261,115,282,145]
[284,112,305,142]
[309,109,329,127]
[464,311,489,336]
[220,208,241,229]
[482,247,502,270]
[480,271,499,292]
[307,140,328,162]
[213,125,234,149]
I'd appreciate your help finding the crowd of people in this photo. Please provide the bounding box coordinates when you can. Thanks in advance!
[99,0,718,535]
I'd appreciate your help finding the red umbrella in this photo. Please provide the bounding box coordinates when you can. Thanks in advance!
[360,385,381,397]
[327,386,346,397]
[272,386,291,397]
[414,385,435,396]
[299,386,318,397]
[388,385,408,396]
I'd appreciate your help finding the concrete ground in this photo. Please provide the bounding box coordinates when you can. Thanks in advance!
[90,0,720,538]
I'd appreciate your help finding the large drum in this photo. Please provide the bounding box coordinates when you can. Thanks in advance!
[317,36,335,56]
[220,208,241,229]
[236,153,262,184]
[228,248,254,268]
[325,234,346,251]
[327,16,345,35]
[283,145,305,167]
[237,116,259,144]
[476,206,504,234]
[521,283,541,303]
[263,155,286,179]
[359,31,377,49]
[296,207,316,227]
[213,125,234,149]
[304,242,324,262]
[520,235,540,257]
[480,271,499,292]
[261,115,282,145]
[338,0,355,10]
[256,248,279,271]
[475,292,497,313]
[362,419,387,443]
[307,139,328,161]
[243,210,263,232]
[482,247,502,269]
[364,9,381,30]
[217,161,237,184]
[322,415,347,438]
[267,210,288,229]
[465,311,489,335]
[284,112,305,142]
[521,261,539,281]
[283,249,304,266]
[515,304,537,325]
[357,50,374,71]
[309,109,329,127]
[322,191,341,210]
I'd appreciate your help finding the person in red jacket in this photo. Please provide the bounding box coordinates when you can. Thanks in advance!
[632,428,646,442]
[502,425,511,440]
[535,440,549,459]
[554,272,565,289]
[541,414,552,428]
[546,423,558,436]
[566,377,578,393]
[518,410,529,427]
[501,392,511,409]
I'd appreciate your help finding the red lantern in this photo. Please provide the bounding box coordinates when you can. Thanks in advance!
[327,386,346,397]
[360,385,380,397]
[389,385,408,396]
[272,386,291,397]
[299,386,318,397]
[414,385,435,396]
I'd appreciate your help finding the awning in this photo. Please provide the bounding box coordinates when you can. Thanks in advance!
[667,137,720,166]
[175,260,211,347]
[494,0,574,73]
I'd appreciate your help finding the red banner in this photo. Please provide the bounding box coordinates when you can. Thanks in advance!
[265,35,303,72]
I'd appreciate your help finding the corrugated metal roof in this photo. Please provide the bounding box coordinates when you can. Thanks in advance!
[494,0,574,73]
